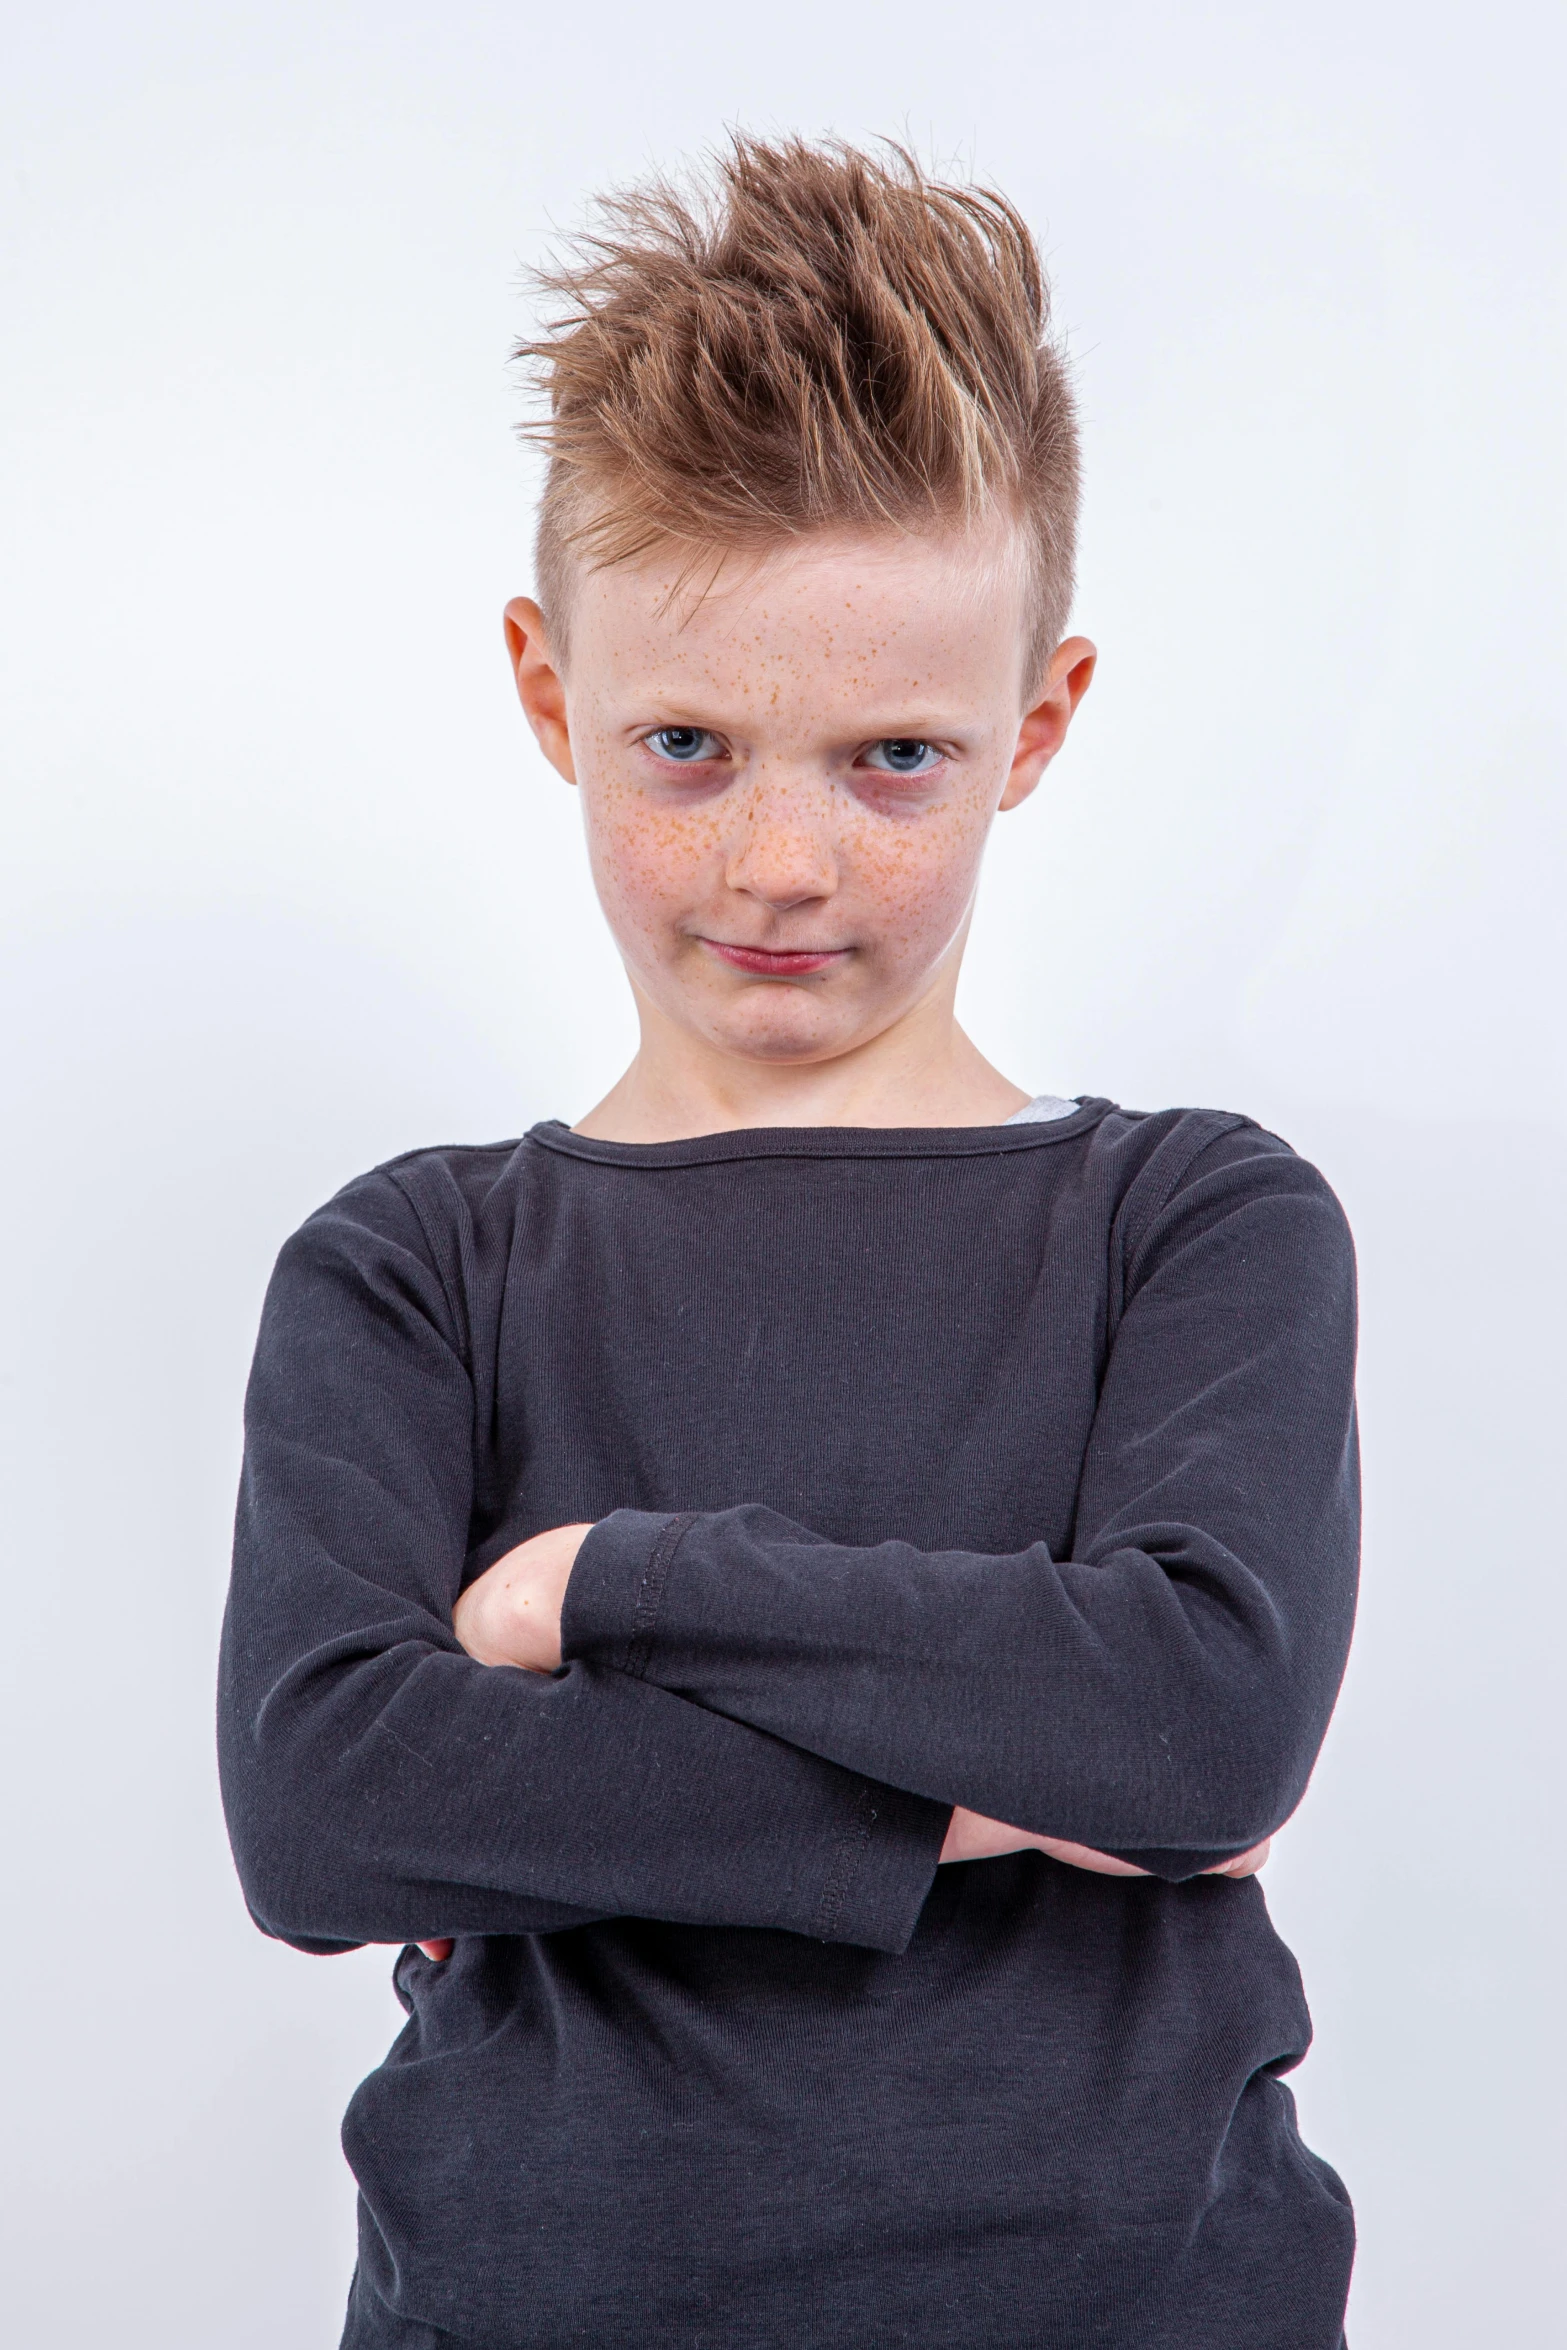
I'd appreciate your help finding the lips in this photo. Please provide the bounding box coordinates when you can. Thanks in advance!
[701,940,848,977]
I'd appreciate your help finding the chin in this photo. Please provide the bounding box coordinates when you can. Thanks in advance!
[706,1005,856,1065]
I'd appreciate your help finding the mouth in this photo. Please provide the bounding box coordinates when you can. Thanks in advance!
[699,939,850,978]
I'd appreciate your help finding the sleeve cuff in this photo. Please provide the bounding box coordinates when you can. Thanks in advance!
[562,1509,949,1953]
[562,1507,691,1677]
[816,1778,950,1953]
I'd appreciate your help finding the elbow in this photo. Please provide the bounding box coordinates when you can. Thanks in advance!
[218,1686,379,1948]
[1141,1590,1339,1847]
[218,1626,443,1946]
[221,1764,362,1949]
[1170,1691,1320,1850]
[1081,1648,1326,1854]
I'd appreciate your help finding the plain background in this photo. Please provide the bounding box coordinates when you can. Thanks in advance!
[2,3,1563,2342]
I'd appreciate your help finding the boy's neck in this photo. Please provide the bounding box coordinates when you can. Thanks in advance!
[574,991,1030,1142]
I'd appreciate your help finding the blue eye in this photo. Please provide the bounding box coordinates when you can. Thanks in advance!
[862,738,941,776]
[646,726,722,764]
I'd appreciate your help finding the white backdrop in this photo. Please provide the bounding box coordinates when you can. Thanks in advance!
[2,5,1562,2343]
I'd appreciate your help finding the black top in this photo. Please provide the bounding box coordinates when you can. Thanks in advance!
[219,1100,1359,2350]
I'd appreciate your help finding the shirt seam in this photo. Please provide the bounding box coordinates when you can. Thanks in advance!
[1116,1111,1256,1286]
[812,1781,883,1943]
[622,1512,699,1679]
[381,1165,475,1371]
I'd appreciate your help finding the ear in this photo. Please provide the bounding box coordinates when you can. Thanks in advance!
[504,597,576,786]
[997,636,1097,813]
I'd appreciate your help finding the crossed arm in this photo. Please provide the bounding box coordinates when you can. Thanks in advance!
[219,1152,1356,1965]
[409,1522,1273,1960]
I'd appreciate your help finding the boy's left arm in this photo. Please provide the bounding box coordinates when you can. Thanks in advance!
[532,1129,1359,1878]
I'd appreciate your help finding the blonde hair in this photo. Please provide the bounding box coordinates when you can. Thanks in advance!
[517,135,1080,688]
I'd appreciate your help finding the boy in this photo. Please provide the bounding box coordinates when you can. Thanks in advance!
[219,137,1357,2348]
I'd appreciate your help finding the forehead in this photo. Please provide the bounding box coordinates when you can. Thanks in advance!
[568,524,1030,709]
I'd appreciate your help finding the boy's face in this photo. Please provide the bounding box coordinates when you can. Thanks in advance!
[506,525,1094,1072]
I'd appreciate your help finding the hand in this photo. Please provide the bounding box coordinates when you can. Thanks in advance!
[452,1521,595,1673]
[1202,1839,1272,1879]
[939,1806,1272,1881]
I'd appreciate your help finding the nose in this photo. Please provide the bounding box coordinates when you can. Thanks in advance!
[723,771,840,910]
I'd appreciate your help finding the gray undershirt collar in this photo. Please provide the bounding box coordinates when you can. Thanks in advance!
[1004,1094,1078,1124]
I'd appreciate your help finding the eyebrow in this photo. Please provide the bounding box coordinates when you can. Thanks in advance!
[619,700,982,737]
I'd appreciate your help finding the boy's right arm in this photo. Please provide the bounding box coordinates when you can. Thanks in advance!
[217,1176,947,1959]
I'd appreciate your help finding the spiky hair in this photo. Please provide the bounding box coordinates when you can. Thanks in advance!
[517,135,1080,685]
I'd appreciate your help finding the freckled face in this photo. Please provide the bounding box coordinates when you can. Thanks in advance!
[560,528,1038,1066]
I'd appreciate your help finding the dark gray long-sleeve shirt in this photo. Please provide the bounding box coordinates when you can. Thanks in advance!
[218,1099,1359,2349]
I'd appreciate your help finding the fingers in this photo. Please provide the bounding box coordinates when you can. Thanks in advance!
[416,1938,455,1961]
[1206,1839,1272,1879]
[938,1809,1158,1873]
[1032,1835,1151,1878]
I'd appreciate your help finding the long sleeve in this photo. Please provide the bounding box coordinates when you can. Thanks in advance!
[217,1174,948,1956]
[560,1130,1359,1873]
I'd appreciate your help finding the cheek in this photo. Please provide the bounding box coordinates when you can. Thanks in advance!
[844,796,993,949]
[581,781,724,935]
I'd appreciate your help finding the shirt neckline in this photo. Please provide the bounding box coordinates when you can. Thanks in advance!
[526,1098,1111,1170]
